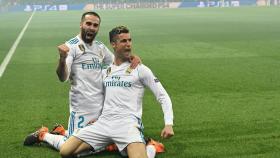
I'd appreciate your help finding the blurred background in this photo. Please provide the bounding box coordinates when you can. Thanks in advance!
[1,0,279,12]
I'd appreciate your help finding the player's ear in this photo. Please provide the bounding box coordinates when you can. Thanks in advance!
[80,21,83,29]
[111,42,116,48]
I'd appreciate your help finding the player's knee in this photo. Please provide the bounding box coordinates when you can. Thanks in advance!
[127,143,148,158]
[59,151,71,158]
[59,146,72,158]
[131,152,148,158]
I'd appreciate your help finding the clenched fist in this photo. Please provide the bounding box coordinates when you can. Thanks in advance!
[161,125,174,139]
[57,44,70,58]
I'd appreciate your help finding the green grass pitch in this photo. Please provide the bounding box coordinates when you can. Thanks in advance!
[1,7,280,158]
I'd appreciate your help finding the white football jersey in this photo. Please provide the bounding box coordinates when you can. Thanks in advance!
[65,35,113,117]
[101,62,173,125]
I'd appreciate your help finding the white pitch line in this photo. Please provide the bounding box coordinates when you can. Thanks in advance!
[0,11,35,78]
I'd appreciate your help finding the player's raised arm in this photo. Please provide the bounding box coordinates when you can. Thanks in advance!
[139,65,174,139]
[56,44,70,82]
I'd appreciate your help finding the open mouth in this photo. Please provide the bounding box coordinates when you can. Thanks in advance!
[85,30,96,38]
[86,32,94,37]
[81,30,96,43]
[125,48,131,52]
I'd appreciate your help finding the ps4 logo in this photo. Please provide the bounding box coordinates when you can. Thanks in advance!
[197,1,240,8]
[24,4,68,12]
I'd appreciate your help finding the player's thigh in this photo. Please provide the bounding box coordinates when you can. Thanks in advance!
[60,136,91,157]
[114,121,145,151]
[73,141,92,155]
[73,120,112,151]
[127,142,147,158]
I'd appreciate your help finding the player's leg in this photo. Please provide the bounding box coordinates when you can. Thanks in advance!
[106,137,163,158]
[145,138,165,158]
[45,112,95,150]
[114,120,165,158]
[146,144,156,158]
[60,136,91,158]
[127,142,148,158]
[43,133,66,150]
[23,126,49,146]
[38,123,66,150]
[40,115,73,151]
[113,119,148,158]
[46,112,82,150]
[24,112,77,149]
[23,125,68,150]
[71,119,110,157]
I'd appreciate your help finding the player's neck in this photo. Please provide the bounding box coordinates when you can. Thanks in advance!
[114,57,129,66]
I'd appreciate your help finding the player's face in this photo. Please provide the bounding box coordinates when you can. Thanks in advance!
[80,15,100,43]
[112,33,132,61]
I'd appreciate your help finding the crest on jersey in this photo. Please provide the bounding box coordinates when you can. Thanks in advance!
[78,44,85,53]
[106,67,111,76]
[125,67,133,74]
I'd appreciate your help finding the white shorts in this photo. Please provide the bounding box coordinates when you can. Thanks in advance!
[67,111,99,136]
[73,117,145,153]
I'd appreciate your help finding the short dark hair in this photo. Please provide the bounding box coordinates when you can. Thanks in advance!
[81,11,101,23]
[109,26,129,43]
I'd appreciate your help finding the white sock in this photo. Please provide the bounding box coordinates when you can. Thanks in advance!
[43,133,67,150]
[146,145,156,158]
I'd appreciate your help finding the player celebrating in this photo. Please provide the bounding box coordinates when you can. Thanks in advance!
[24,12,164,158]
[24,11,139,150]
[59,26,174,158]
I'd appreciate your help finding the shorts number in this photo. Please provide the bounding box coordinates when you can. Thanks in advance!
[78,116,85,128]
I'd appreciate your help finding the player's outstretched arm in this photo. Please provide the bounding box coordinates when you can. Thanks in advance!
[56,44,69,82]
[139,65,174,138]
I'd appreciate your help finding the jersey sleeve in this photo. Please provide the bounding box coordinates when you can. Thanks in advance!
[64,42,75,81]
[138,65,174,125]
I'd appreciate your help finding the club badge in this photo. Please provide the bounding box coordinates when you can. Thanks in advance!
[78,44,85,53]
[106,67,111,76]
[126,67,132,74]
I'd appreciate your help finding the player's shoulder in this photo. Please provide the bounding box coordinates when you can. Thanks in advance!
[136,64,149,71]
[135,64,157,81]
[66,36,80,46]
[135,64,152,75]
[94,40,109,49]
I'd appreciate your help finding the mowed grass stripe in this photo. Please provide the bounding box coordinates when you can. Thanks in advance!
[0,12,31,65]
[0,11,35,77]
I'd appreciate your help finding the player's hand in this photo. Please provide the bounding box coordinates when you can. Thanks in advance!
[87,119,97,125]
[57,44,69,59]
[129,54,141,69]
[161,125,174,139]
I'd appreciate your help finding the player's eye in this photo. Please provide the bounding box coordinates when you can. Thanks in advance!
[93,23,99,27]
[121,39,132,43]
[120,39,127,43]
[86,22,92,26]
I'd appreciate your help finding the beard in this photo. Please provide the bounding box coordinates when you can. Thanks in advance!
[81,28,97,44]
